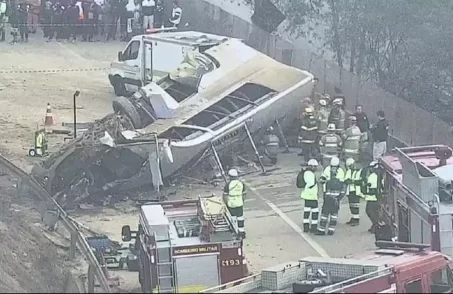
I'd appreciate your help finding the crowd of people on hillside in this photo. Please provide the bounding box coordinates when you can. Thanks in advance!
[0,0,183,43]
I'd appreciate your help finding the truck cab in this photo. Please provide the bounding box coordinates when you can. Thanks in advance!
[108,30,234,97]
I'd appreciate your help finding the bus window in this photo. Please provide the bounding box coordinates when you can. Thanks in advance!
[405,279,422,293]
[430,269,453,293]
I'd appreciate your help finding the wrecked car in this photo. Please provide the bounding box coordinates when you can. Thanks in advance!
[31,36,315,207]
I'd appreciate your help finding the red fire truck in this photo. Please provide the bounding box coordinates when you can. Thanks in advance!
[121,196,248,293]
[378,145,453,257]
[204,241,453,293]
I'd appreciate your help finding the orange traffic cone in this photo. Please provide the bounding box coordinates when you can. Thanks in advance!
[44,103,54,126]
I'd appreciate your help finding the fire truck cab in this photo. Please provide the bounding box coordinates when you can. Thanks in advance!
[121,196,248,293]
[379,145,453,256]
[205,241,453,293]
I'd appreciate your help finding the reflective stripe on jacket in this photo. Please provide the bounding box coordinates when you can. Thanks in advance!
[36,133,44,148]
[301,170,318,200]
[299,117,318,143]
[322,166,345,192]
[345,168,363,196]
[343,126,362,154]
[227,180,244,208]
[365,172,378,201]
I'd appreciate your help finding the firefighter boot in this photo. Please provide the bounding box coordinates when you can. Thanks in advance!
[346,218,354,225]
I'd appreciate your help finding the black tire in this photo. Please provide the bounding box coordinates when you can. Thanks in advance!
[28,149,36,157]
[113,76,128,97]
[112,96,142,129]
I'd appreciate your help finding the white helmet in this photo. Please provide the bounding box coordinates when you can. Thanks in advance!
[333,98,343,105]
[327,124,336,131]
[330,156,340,167]
[319,99,327,106]
[369,161,378,167]
[228,169,238,177]
[307,159,318,167]
[346,158,355,166]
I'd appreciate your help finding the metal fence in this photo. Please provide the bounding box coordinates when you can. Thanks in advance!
[181,0,453,148]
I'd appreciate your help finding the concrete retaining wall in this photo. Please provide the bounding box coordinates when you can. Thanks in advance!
[179,0,453,149]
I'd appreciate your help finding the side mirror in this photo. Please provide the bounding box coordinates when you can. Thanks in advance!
[122,225,131,241]
[118,51,123,62]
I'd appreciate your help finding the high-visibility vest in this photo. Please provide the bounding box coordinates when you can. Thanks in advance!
[365,172,378,201]
[0,3,6,15]
[322,166,345,192]
[301,170,318,201]
[36,133,44,148]
[227,180,244,208]
[345,168,363,196]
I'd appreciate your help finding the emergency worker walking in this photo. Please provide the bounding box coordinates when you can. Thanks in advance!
[342,116,362,161]
[319,124,342,166]
[328,98,346,131]
[223,169,246,238]
[298,159,319,233]
[344,158,363,226]
[317,159,345,236]
[298,107,319,160]
[261,126,280,165]
[364,161,380,233]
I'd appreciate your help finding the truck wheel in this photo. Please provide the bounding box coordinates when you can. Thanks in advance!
[112,96,143,129]
[113,76,128,97]
[28,149,36,157]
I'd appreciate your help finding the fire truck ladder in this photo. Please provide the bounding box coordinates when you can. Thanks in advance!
[156,232,176,293]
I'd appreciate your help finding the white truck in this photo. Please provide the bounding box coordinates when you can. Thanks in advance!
[108,30,236,97]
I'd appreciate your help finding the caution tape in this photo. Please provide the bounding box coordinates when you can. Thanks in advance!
[8,22,161,27]
[0,67,109,74]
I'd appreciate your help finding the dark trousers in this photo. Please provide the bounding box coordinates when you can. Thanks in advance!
[228,206,245,236]
[318,196,339,235]
[303,199,319,233]
[301,142,316,161]
[347,191,360,223]
[366,201,379,230]
[19,23,28,40]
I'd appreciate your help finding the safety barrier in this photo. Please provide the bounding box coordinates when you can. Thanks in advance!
[0,155,111,293]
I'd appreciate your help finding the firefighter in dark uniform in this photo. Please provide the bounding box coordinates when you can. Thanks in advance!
[316,160,345,236]
[261,126,280,165]
[364,161,380,233]
[223,169,246,238]
[328,98,346,131]
[344,158,363,226]
[298,107,319,160]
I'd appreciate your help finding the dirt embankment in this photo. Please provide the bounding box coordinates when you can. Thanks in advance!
[0,172,68,293]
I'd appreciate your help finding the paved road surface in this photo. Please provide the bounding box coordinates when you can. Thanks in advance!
[241,150,375,272]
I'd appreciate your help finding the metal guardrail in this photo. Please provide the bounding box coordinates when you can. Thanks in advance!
[200,274,262,293]
[0,155,111,293]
